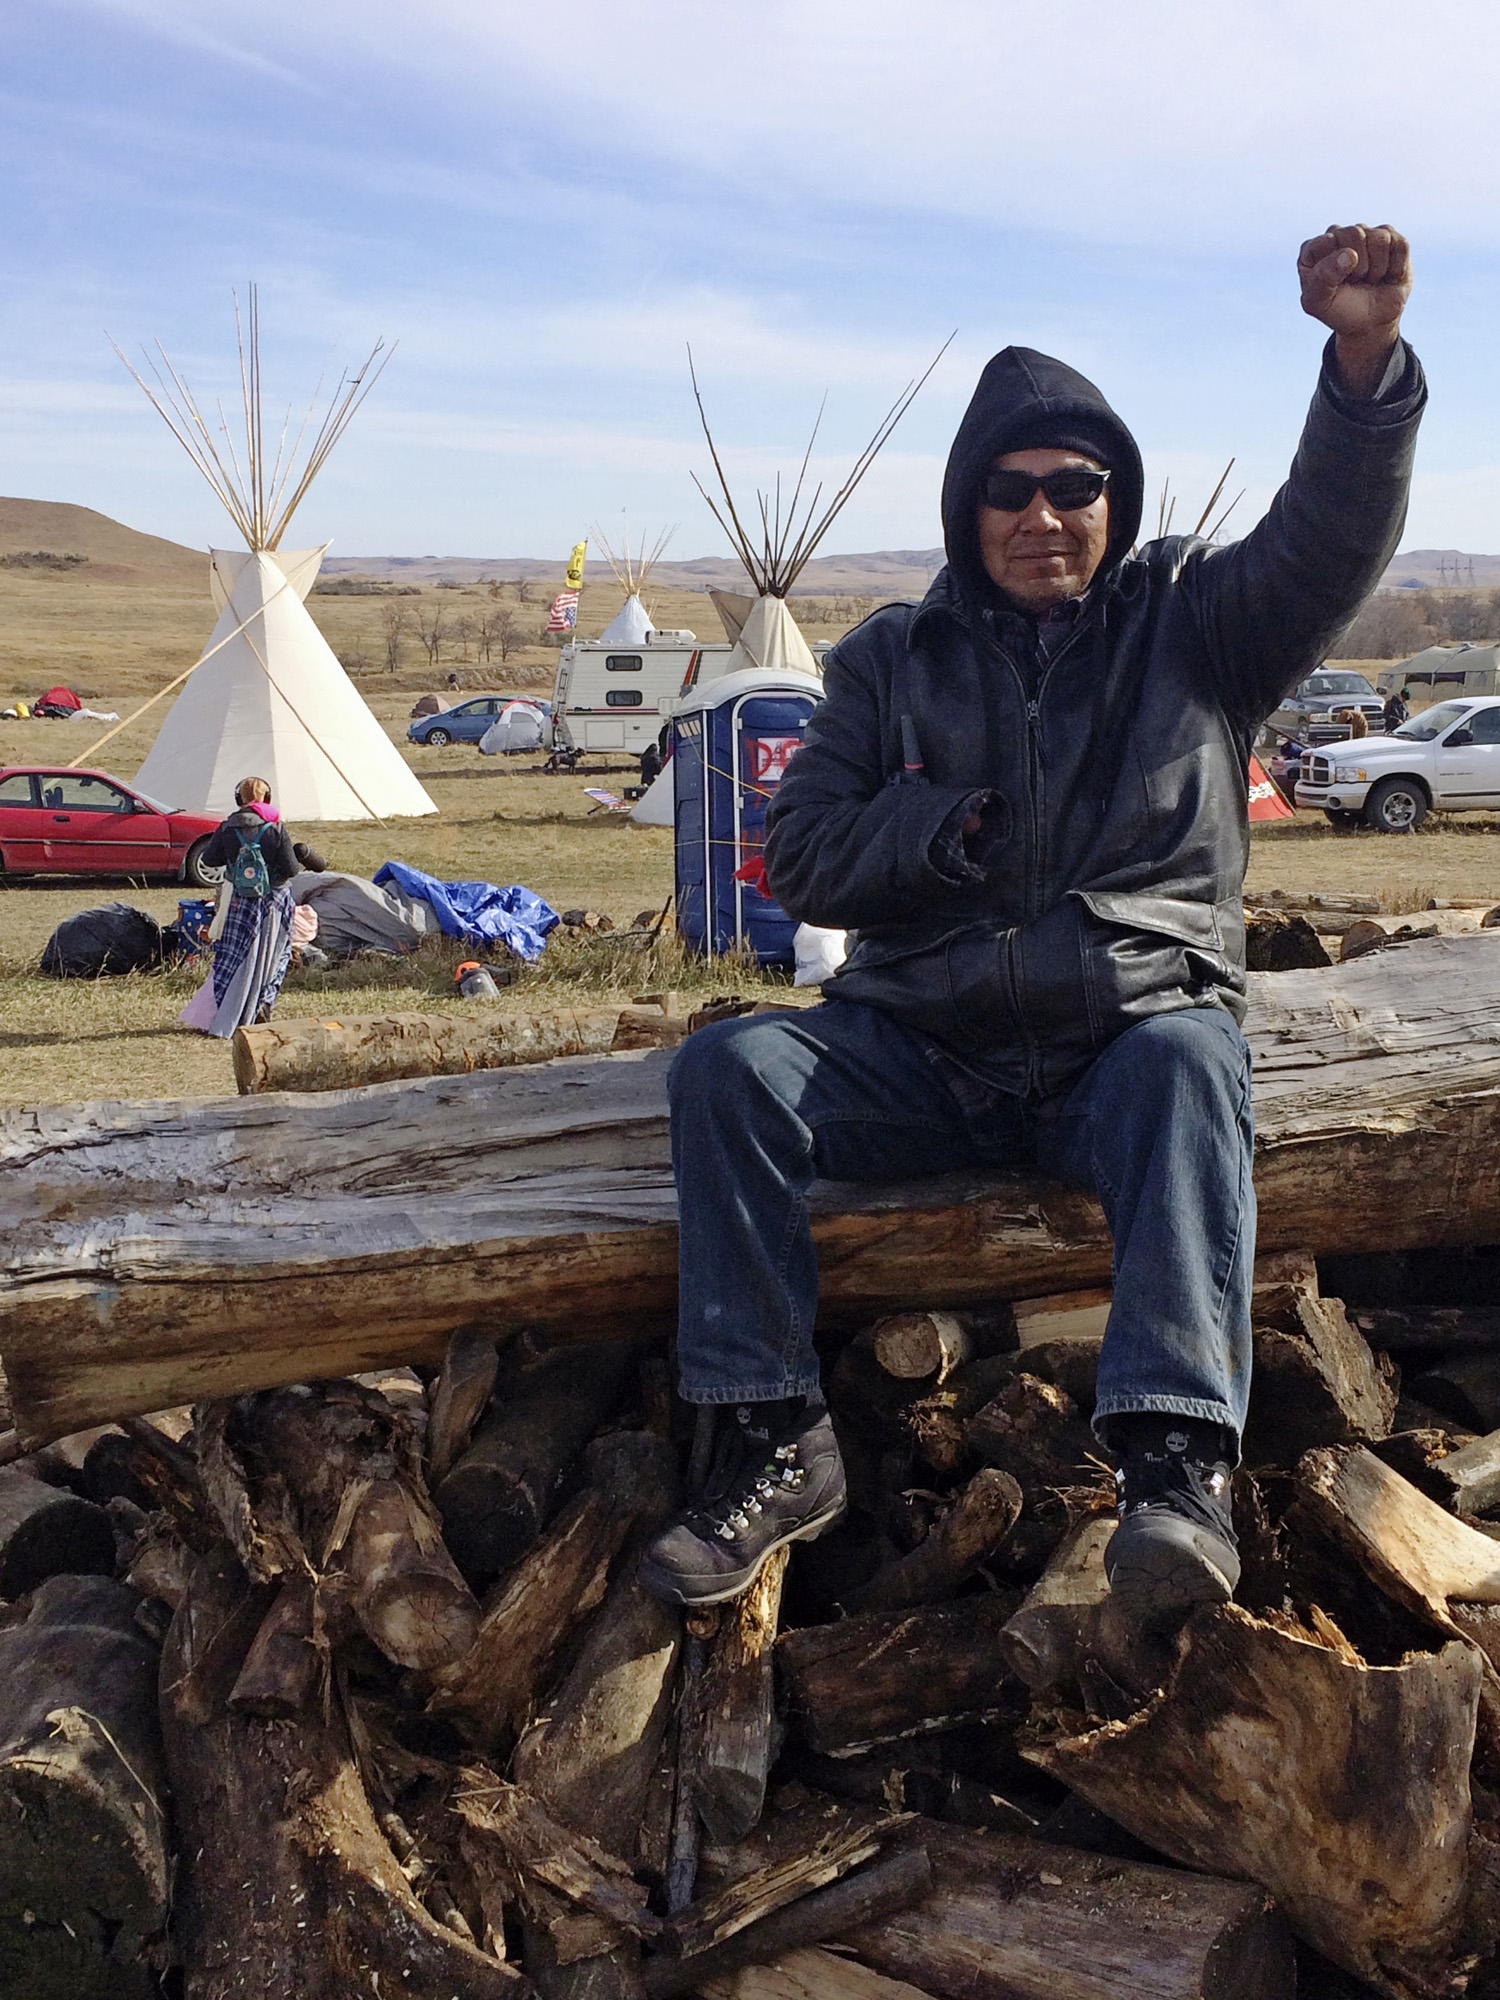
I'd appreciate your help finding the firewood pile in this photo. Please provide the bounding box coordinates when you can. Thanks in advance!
[10,1242,1500,2000]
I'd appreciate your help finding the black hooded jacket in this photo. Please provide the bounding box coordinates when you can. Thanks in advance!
[763,339,1425,1100]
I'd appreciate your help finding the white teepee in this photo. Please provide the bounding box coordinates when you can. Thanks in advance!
[116,288,436,822]
[686,339,950,655]
[592,521,674,647]
[135,547,436,819]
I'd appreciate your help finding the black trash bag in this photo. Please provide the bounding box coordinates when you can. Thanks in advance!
[39,903,172,978]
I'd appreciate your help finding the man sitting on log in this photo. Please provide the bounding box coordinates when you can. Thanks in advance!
[640,226,1422,1625]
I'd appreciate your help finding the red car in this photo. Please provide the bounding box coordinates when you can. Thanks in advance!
[0,766,224,885]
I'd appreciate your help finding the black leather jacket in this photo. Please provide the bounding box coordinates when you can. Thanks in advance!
[764,339,1426,1100]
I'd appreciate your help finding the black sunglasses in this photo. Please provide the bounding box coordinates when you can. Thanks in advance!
[981,467,1110,513]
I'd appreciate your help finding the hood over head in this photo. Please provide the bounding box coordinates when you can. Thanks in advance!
[940,346,1144,612]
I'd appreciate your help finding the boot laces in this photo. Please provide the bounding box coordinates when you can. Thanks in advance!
[703,1440,806,1542]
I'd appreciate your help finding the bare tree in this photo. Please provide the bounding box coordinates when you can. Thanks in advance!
[514,577,537,606]
[412,604,449,668]
[379,602,410,674]
[453,615,476,662]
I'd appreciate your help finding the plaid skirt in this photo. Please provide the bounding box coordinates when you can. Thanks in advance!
[206,885,296,1039]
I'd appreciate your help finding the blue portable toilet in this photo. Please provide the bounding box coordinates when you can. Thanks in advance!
[672,667,822,965]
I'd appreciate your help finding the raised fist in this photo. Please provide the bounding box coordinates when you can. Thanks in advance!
[1298,224,1412,344]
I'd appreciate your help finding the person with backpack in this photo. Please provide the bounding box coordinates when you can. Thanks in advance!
[193,777,301,1037]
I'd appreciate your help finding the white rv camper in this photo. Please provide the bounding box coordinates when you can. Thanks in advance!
[551,620,830,773]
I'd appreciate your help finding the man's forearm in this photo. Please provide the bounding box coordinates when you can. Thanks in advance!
[1334,329,1402,399]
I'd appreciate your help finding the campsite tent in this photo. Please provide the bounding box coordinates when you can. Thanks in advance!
[134,547,437,819]
[114,287,436,823]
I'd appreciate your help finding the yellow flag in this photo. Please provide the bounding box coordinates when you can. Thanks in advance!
[565,540,588,590]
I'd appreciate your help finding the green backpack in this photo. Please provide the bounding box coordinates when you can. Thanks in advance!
[230,825,270,901]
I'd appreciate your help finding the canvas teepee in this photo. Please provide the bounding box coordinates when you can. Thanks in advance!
[116,289,436,822]
[593,522,674,646]
[687,340,950,674]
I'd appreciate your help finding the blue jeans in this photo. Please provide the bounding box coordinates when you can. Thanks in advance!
[668,1000,1254,1444]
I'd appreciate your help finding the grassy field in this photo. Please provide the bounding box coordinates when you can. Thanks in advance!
[3,533,1498,1109]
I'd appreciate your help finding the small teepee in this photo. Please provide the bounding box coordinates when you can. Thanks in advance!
[117,289,436,822]
[687,340,950,674]
[592,521,675,646]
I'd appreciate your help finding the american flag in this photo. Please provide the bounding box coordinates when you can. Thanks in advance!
[546,589,580,632]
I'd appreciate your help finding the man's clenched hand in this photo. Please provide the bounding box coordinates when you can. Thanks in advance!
[1298,224,1412,396]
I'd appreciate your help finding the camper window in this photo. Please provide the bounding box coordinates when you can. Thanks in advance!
[605,655,643,672]
[606,689,643,707]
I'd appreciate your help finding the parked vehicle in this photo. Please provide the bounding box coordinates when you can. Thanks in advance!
[0,766,224,882]
[406,696,552,747]
[1268,668,1385,738]
[1294,694,1500,831]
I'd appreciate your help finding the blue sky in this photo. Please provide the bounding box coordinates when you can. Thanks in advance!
[5,0,1500,561]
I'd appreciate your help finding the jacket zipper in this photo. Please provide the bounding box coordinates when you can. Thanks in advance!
[990,619,1088,1094]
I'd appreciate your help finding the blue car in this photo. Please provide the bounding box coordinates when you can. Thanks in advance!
[407,697,511,747]
[407,696,555,748]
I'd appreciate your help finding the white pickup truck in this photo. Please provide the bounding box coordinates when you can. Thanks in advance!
[1294,694,1500,831]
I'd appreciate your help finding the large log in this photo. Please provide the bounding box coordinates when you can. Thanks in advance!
[776,1596,1016,1756]
[0,1574,169,1998]
[10,937,1500,1441]
[846,1819,1294,2000]
[1028,1602,1482,2000]
[231,1002,690,1095]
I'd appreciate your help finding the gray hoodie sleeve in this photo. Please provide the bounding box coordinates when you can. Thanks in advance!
[764,635,1009,929]
[1179,337,1425,726]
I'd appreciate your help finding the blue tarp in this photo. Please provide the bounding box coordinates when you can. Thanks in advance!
[372,861,559,961]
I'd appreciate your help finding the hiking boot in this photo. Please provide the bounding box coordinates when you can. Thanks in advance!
[639,1400,847,1607]
[1104,1415,1240,1626]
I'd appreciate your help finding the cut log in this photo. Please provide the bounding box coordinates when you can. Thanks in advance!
[0,1574,169,1998]
[13,939,1500,1443]
[437,1340,641,1582]
[456,1772,661,1942]
[0,1465,115,1594]
[869,1312,971,1382]
[645,1846,933,2000]
[1353,1304,1500,1356]
[848,1818,1294,2000]
[1245,909,1332,970]
[430,1430,676,1750]
[845,1468,1023,1617]
[1028,1602,1481,1999]
[428,1327,502,1485]
[1407,1353,1500,1433]
[240,1380,481,1669]
[1243,1285,1396,1465]
[776,1596,1016,1756]
[996,1513,1115,1690]
[160,1557,533,1999]
[964,1375,1097,1490]
[695,1944,932,2000]
[513,1565,682,1865]
[1013,1288,1112,1347]
[691,1547,789,1845]
[232,1002,687,1094]
[668,1799,905,1959]
[1293,1442,1500,1633]
[228,1574,321,1717]
[1430,1426,1500,1517]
